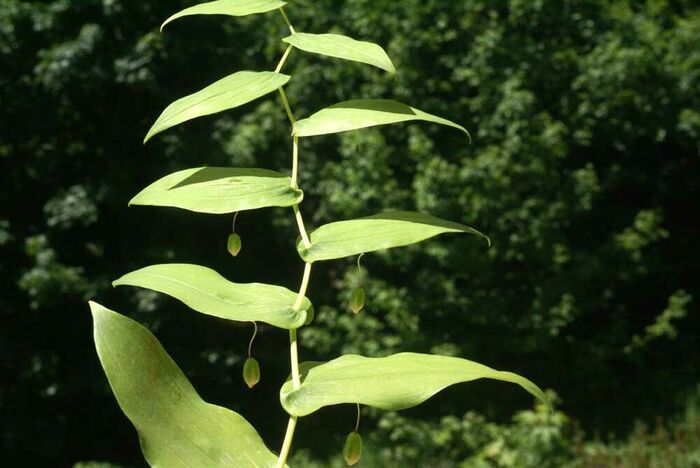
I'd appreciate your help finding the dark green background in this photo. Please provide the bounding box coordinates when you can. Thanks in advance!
[1,0,698,466]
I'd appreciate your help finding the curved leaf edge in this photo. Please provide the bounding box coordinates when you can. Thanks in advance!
[112,264,311,330]
[161,0,288,31]
[280,353,549,417]
[89,301,284,467]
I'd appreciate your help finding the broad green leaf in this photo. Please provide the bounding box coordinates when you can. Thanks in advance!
[144,71,290,143]
[293,100,470,138]
[282,33,395,73]
[129,167,303,214]
[113,264,311,329]
[297,211,489,263]
[280,353,547,417]
[162,0,286,31]
[90,302,281,467]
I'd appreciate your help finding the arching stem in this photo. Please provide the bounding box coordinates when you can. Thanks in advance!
[273,10,313,467]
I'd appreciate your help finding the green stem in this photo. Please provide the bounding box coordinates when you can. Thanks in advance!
[294,205,312,249]
[277,416,297,468]
[275,44,294,74]
[276,415,298,468]
[279,8,295,34]
[278,87,296,125]
[274,9,308,467]
[293,262,312,312]
[291,136,299,188]
[290,262,311,387]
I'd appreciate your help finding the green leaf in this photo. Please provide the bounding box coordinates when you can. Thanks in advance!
[293,100,470,139]
[144,71,290,143]
[90,302,281,467]
[162,0,286,31]
[297,211,489,263]
[280,353,547,417]
[129,167,303,214]
[113,264,311,329]
[282,33,395,73]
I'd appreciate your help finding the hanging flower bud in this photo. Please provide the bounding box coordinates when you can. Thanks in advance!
[348,287,365,314]
[343,431,363,466]
[227,233,242,257]
[242,357,260,389]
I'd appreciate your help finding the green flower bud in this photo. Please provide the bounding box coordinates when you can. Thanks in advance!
[349,287,365,314]
[242,357,260,389]
[343,431,363,466]
[227,233,242,257]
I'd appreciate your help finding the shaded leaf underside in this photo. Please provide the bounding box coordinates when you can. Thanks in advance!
[162,0,286,30]
[90,302,281,467]
[297,211,489,263]
[283,32,395,73]
[293,99,470,138]
[145,71,290,143]
[129,167,303,214]
[280,353,548,417]
[113,264,311,329]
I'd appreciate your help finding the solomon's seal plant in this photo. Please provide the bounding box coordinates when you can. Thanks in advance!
[89,2,548,466]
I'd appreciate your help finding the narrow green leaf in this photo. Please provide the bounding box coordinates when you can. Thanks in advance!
[282,33,395,73]
[129,167,303,214]
[144,71,290,143]
[162,0,286,31]
[293,99,470,139]
[113,264,311,329]
[297,211,489,263]
[90,302,281,467]
[280,353,547,417]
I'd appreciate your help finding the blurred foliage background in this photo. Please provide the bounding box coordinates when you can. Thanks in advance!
[1,0,699,466]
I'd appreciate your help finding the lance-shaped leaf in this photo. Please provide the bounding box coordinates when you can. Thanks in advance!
[90,302,281,467]
[282,33,395,73]
[162,0,286,31]
[129,167,303,214]
[113,264,311,329]
[297,211,489,263]
[293,99,469,138]
[280,353,547,417]
[145,71,290,143]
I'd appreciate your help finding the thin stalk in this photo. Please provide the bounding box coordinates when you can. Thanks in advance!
[275,44,294,74]
[276,416,298,468]
[279,8,295,34]
[232,211,239,232]
[354,404,361,433]
[247,322,257,358]
[293,262,312,311]
[294,205,312,249]
[291,136,299,188]
[278,87,296,125]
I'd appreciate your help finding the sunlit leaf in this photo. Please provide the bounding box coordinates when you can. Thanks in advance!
[162,0,286,30]
[280,353,547,417]
[129,167,303,214]
[297,211,488,263]
[283,33,395,73]
[90,302,281,467]
[293,99,469,138]
[144,71,290,143]
[113,264,310,329]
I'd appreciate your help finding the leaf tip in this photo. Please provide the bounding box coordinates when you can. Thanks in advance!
[160,14,176,32]
[88,301,108,323]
